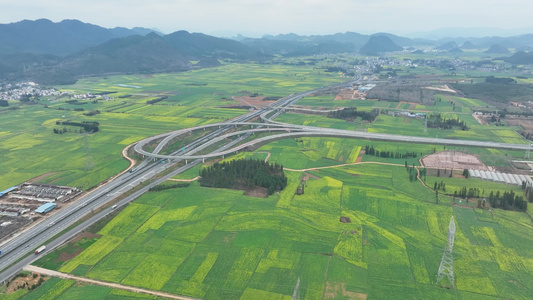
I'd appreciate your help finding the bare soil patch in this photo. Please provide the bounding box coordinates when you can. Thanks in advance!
[421,151,488,170]
[324,282,367,300]
[302,172,321,181]
[356,151,364,163]
[224,232,237,244]
[243,186,269,198]
[0,216,33,242]
[57,247,83,262]
[423,85,457,93]
[395,101,419,109]
[334,88,364,100]
[26,172,56,183]
[56,232,102,262]
[472,113,489,125]
[71,232,101,243]
[6,272,48,294]
[231,95,271,107]
[505,117,533,132]
[339,216,351,223]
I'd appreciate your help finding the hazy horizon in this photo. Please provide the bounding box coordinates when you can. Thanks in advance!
[1,0,533,39]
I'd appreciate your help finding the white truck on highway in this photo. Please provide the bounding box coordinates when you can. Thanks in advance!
[34,245,46,255]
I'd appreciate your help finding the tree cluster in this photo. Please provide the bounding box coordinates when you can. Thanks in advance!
[455,186,482,198]
[146,96,168,104]
[325,66,348,73]
[434,181,446,192]
[53,127,68,134]
[199,159,287,195]
[149,182,189,192]
[55,120,99,132]
[83,110,101,116]
[521,181,533,203]
[365,84,437,105]
[451,82,533,103]
[66,100,88,105]
[262,96,282,101]
[365,145,418,159]
[488,190,528,211]
[405,164,419,182]
[485,76,516,84]
[427,113,468,130]
[328,108,379,122]
[0,100,8,107]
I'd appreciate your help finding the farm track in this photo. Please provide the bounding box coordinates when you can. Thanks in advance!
[23,265,199,300]
[283,160,437,194]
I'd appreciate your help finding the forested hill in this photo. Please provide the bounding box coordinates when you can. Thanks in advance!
[0,19,155,56]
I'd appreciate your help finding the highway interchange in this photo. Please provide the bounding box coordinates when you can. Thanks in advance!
[1,76,532,284]
[0,79,356,283]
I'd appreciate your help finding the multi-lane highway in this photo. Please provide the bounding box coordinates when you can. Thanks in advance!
[134,121,533,161]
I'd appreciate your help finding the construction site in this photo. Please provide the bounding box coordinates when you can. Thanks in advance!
[0,183,82,242]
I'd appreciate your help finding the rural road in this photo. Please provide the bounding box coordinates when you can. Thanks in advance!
[23,265,199,300]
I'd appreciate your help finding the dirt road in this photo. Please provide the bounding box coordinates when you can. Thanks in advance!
[23,265,199,300]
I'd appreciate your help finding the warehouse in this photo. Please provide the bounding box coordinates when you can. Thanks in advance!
[34,203,56,214]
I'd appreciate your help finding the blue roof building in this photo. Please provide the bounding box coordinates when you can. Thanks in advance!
[0,186,18,198]
[35,203,57,214]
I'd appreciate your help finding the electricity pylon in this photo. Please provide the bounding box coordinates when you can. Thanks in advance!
[437,216,456,288]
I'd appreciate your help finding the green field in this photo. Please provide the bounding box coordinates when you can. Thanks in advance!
[0,63,346,190]
[4,60,533,299]
[15,154,533,299]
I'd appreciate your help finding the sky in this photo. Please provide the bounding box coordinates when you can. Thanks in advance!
[1,0,533,38]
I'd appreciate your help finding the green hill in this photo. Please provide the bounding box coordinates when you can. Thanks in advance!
[359,35,403,55]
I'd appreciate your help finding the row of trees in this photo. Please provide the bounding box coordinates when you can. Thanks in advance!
[521,181,533,203]
[146,96,168,104]
[199,159,287,195]
[55,120,99,132]
[149,182,189,192]
[444,186,528,212]
[328,108,379,122]
[365,145,418,159]
[486,76,516,84]
[488,190,528,211]
[427,113,468,130]
[434,181,447,192]
[53,127,68,134]
[405,164,419,182]
[453,186,482,198]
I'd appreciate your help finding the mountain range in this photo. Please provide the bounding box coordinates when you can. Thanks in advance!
[2,19,533,84]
